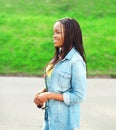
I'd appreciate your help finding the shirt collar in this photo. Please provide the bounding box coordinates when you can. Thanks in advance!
[64,47,76,60]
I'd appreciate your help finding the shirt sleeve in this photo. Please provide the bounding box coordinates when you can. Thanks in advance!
[63,60,87,105]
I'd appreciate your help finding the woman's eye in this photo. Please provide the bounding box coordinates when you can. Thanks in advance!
[53,31,61,35]
[57,32,61,34]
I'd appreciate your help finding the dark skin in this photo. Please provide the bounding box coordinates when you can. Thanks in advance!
[34,22,65,106]
[34,87,63,106]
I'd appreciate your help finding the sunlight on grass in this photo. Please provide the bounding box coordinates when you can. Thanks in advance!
[0,0,115,76]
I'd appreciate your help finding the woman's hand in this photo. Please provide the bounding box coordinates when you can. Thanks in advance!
[38,92,49,103]
[34,93,42,106]
[34,91,63,106]
[34,92,49,105]
[33,88,47,106]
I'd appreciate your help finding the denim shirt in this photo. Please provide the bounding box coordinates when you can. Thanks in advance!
[43,47,87,130]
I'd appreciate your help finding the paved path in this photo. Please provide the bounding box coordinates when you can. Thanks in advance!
[0,77,116,130]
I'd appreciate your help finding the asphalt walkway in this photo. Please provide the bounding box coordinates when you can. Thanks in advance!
[0,77,116,130]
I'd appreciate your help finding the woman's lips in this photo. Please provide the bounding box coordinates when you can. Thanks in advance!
[53,39,58,43]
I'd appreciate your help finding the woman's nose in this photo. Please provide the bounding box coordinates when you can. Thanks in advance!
[53,33,56,38]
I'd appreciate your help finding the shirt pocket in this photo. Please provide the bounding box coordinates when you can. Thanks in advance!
[58,71,71,91]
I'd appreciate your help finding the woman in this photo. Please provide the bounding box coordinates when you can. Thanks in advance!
[34,18,87,130]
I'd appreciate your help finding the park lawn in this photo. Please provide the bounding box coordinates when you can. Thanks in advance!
[0,0,115,77]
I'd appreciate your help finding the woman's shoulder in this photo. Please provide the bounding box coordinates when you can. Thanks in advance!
[70,50,84,64]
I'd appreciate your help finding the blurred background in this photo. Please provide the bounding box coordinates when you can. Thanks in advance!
[0,1,116,130]
[0,0,115,77]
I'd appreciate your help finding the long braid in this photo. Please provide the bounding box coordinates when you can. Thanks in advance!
[46,17,86,74]
[59,18,86,63]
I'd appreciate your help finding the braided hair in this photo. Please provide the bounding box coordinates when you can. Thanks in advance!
[48,18,86,71]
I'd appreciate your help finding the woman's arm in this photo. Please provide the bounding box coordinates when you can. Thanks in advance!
[47,92,63,101]
[34,92,63,105]
[34,87,47,105]
[63,60,87,105]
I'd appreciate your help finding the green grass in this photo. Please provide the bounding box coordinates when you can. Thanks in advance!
[0,0,116,77]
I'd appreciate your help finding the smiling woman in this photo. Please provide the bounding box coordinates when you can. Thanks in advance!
[34,17,87,130]
[53,21,64,47]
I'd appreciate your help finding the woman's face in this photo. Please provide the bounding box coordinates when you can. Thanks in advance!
[53,22,64,47]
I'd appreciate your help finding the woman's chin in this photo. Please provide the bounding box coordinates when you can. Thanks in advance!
[54,43,59,47]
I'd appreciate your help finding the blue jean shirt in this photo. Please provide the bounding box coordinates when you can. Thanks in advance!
[43,47,87,130]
